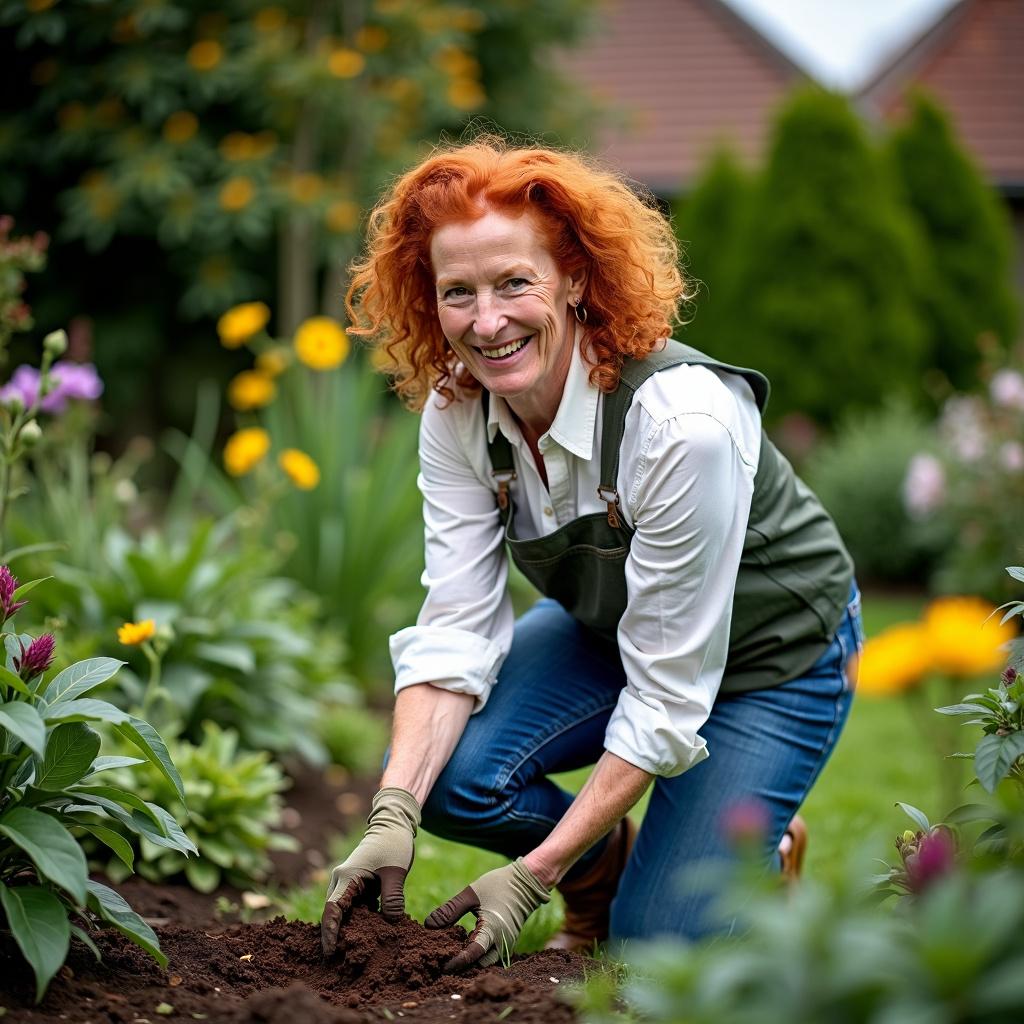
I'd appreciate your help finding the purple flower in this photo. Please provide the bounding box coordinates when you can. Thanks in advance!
[0,565,27,625]
[902,453,946,519]
[990,369,1024,412]
[904,828,956,894]
[15,633,56,680]
[0,361,103,415]
[720,797,772,849]
[1003,666,1019,686]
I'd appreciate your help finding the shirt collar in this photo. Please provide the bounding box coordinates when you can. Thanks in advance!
[485,327,600,461]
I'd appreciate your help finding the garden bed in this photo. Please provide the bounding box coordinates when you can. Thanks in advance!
[0,904,584,1023]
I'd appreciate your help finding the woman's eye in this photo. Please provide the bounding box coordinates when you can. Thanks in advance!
[504,278,529,290]
[443,286,469,299]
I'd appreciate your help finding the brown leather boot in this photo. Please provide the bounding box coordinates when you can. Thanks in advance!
[779,814,807,881]
[545,817,637,953]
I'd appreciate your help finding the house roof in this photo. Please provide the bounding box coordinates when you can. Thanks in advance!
[857,0,1024,190]
[559,0,810,193]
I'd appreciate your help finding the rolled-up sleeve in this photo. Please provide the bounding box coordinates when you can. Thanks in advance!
[603,410,756,777]
[390,394,514,711]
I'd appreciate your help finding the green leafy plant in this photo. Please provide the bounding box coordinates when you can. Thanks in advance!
[0,569,195,1001]
[102,721,295,894]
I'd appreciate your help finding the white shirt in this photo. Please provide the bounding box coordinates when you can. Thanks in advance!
[389,340,762,778]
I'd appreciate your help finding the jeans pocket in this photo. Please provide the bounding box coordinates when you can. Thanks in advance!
[841,586,864,693]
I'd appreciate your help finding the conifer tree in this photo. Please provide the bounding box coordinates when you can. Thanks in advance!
[672,146,750,354]
[722,88,929,428]
[886,92,1018,390]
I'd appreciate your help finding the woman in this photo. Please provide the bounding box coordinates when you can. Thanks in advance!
[320,139,862,970]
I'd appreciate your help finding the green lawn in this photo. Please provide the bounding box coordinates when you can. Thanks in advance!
[285,591,971,951]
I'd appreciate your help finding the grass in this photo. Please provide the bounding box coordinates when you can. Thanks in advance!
[282,590,979,951]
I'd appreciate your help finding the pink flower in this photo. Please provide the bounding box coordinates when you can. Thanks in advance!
[904,828,956,894]
[15,633,56,680]
[0,565,27,625]
[990,369,1024,412]
[720,797,772,848]
[902,453,946,519]
[999,441,1024,473]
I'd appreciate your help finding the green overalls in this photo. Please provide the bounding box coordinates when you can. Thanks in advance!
[484,339,854,693]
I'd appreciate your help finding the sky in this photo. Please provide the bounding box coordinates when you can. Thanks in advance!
[720,0,962,90]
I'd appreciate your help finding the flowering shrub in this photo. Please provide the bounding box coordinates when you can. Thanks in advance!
[0,568,193,1001]
[903,363,1024,597]
[0,216,47,349]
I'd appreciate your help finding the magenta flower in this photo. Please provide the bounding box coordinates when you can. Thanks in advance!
[720,797,772,849]
[0,565,27,625]
[0,361,103,414]
[15,633,56,680]
[904,828,956,894]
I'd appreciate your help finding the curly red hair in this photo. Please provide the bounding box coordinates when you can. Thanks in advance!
[346,137,687,409]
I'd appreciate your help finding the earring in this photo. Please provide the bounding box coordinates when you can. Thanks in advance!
[573,298,588,324]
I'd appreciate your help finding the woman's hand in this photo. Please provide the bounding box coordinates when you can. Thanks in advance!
[321,787,420,955]
[425,858,551,970]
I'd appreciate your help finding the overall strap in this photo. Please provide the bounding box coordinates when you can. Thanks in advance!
[481,391,516,523]
[598,340,770,525]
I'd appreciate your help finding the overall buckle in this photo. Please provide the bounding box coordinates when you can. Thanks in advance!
[597,485,622,529]
[492,469,517,511]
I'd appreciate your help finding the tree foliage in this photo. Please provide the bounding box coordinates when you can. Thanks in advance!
[886,91,1019,391]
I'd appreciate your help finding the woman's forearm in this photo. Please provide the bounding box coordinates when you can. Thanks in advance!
[379,683,476,805]
[523,751,653,886]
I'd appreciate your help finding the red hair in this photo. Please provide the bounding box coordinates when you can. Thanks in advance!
[346,137,687,409]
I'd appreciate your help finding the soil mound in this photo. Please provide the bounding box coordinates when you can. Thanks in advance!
[0,905,585,1023]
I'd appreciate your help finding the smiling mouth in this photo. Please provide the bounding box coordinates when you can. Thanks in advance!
[476,336,533,361]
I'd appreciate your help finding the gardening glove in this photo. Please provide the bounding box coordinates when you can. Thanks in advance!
[425,858,551,971]
[321,786,419,955]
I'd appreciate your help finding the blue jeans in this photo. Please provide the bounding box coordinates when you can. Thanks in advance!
[420,584,863,943]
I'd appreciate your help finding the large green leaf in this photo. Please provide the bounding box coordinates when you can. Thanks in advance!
[0,806,88,905]
[34,723,101,791]
[0,883,70,1003]
[10,576,53,603]
[86,880,166,968]
[42,658,124,705]
[0,700,47,759]
[43,698,131,726]
[975,732,1024,793]
[114,717,185,804]
[69,785,165,827]
[76,821,135,872]
[84,754,146,775]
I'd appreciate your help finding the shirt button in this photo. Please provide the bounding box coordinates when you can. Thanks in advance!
[544,506,554,517]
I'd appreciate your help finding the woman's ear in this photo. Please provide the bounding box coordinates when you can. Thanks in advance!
[568,266,588,305]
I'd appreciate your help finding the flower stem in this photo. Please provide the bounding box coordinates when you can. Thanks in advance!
[140,640,162,719]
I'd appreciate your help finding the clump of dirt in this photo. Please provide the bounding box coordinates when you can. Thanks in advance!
[0,905,585,1024]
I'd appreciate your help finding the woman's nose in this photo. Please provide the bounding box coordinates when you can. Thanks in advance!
[473,293,506,340]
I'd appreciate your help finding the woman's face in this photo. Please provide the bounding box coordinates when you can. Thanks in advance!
[430,208,585,423]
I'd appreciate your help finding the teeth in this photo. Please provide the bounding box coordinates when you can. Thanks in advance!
[482,337,529,359]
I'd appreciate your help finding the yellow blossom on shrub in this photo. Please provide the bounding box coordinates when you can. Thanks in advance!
[289,173,324,204]
[433,45,480,78]
[223,427,271,476]
[355,25,389,52]
[187,39,223,71]
[118,619,155,646]
[217,302,270,348]
[449,8,486,32]
[325,200,359,233]
[328,47,365,78]
[220,132,257,161]
[256,348,290,377]
[925,596,1016,677]
[228,370,276,411]
[163,111,198,144]
[279,448,321,490]
[294,317,349,370]
[220,176,255,211]
[254,7,287,31]
[447,78,486,111]
[857,623,933,696]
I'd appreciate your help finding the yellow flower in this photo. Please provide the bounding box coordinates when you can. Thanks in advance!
[355,25,389,52]
[220,175,255,211]
[118,619,156,646]
[217,302,270,348]
[187,39,224,71]
[256,348,290,377]
[278,448,321,490]
[325,199,359,233]
[857,623,933,697]
[289,172,323,204]
[163,111,198,144]
[294,316,349,370]
[433,45,479,78]
[328,47,365,78]
[449,8,485,32]
[446,78,486,111]
[227,370,276,411]
[254,6,287,32]
[223,427,271,477]
[925,596,1016,678]
[220,131,256,161]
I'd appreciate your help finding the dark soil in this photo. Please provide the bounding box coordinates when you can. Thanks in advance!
[0,905,584,1023]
